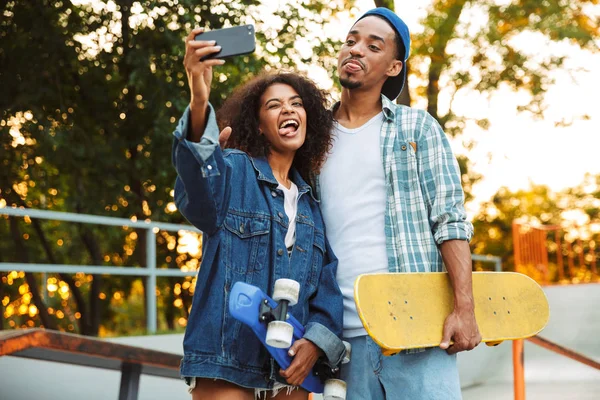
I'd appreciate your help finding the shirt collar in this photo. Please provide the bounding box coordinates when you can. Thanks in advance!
[380,94,396,121]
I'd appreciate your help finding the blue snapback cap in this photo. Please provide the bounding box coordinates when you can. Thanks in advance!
[357,8,411,100]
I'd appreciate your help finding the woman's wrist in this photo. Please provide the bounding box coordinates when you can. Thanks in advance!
[188,100,209,142]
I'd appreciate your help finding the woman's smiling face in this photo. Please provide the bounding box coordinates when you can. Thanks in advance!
[258,83,307,156]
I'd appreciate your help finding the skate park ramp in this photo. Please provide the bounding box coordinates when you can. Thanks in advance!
[0,284,598,400]
[461,283,600,399]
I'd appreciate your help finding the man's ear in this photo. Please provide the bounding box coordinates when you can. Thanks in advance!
[386,60,403,78]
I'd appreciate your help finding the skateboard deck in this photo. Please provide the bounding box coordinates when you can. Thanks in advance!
[229,281,336,394]
[354,272,550,355]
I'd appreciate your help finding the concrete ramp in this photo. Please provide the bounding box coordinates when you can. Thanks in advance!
[1,284,598,400]
[461,283,600,399]
[0,333,189,400]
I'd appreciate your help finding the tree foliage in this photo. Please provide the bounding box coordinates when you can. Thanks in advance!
[410,0,599,198]
[0,0,353,335]
[471,174,600,283]
[413,0,599,130]
[1,0,599,334]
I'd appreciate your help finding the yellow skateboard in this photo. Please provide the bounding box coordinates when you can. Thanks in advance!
[354,272,549,355]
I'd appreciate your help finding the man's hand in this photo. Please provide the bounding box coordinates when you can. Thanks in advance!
[440,306,481,354]
[439,240,482,354]
[219,126,232,149]
[279,338,323,386]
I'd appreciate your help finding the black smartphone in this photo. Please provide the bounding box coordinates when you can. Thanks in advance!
[195,24,256,60]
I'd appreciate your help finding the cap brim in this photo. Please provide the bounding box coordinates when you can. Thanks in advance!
[381,68,406,101]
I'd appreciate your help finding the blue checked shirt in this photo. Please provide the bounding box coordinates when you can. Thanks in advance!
[318,95,473,273]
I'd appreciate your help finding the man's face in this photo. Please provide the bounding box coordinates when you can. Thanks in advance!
[337,16,402,93]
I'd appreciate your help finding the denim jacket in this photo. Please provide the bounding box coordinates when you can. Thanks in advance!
[172,104,345,389]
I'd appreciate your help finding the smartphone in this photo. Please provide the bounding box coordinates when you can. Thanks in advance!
[195,24,256,60]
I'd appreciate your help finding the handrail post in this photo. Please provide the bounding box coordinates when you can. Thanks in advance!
[119,362,142,400]
[513,339,525,400]
[146,227,157,334]
[41,272,48,302]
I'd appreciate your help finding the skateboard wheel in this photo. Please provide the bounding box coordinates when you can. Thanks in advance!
[272,279,300,306]
[342,341,351,364]
[323,378,346,400]
[265,320,294,348]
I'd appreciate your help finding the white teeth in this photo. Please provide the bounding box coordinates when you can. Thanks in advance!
[279,120,299,129]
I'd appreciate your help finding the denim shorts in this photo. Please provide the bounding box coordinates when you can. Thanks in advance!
[340,336,462,400]
[185,377,298,399]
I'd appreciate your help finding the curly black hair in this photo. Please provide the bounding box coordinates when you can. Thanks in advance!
[216,72,334,184]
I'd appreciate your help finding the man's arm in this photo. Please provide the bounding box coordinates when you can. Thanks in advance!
[415,114,480,353]
[439,239,481,354]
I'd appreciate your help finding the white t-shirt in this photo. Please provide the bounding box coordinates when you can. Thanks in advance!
[319,112,389,337]
[277,181,298,253]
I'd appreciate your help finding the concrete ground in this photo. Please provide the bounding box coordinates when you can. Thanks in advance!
[460,283,600,400]
[1,284,598,400]
[463,381,600,400]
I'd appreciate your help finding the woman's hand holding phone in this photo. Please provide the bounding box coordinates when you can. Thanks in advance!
[183,27,224,142]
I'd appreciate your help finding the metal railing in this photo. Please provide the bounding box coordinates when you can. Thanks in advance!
[471,254,502,272]
[513,336,600,400]
[0,207,200,333]
[1,207,503,333]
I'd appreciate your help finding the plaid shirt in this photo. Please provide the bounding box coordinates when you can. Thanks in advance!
[318,95,473,273]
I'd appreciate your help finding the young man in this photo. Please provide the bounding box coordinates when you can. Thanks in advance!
[317,7,481,399]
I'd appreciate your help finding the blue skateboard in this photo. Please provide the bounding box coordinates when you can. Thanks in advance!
[229,280,347,397]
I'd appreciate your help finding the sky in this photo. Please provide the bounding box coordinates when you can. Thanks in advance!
[316,0,600,215]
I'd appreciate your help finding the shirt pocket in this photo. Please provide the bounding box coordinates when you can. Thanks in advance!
[393,140,418,191]
[224,212,270,273]
[308,228,326,288]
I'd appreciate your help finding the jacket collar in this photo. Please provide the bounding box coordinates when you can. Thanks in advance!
[249,156,318,202]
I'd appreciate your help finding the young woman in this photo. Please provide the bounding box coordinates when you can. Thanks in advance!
[173,28,345,400]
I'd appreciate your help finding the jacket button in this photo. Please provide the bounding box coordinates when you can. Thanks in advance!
[271,191,277,197]
[401,145,407,151]
[277,212,284,219]
[277,249,284,256]
[239,224,245,234]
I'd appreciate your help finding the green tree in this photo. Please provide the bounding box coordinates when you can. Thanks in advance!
[0,0,353,335]
[415,0,598,127]
[471,184,562,270]
[471,174,600,282]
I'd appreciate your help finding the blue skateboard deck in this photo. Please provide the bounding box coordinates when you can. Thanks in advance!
[228,281,325,393]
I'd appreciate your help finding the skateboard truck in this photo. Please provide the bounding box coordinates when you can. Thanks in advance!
[314,340,351,381]
[264,279,300,348]
[313,363,339,380]
[259,298,289,324]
